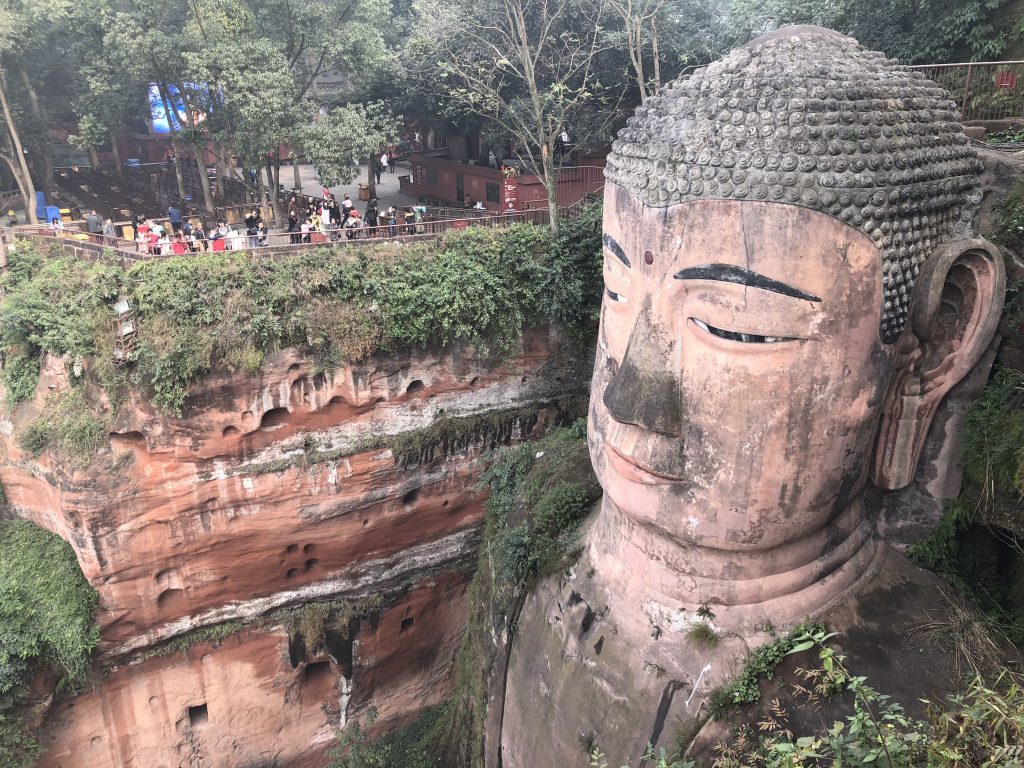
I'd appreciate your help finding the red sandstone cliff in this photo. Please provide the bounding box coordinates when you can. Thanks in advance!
[0,327,587,767]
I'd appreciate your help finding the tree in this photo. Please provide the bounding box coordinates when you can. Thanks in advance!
[726,0,1024,64]
[412,0,620,233]
[301,102,401,199]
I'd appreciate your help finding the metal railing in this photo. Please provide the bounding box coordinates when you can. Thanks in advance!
[909,60,1024,122]
[11,208,560,263]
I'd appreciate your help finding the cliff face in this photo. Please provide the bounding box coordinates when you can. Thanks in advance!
[0,327,588,767]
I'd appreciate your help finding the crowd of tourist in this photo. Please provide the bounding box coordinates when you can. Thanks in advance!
[285,192,427,242]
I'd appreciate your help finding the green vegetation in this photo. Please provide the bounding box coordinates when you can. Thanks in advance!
[991,182,1024,255]
[0,520,100,767]
[712,626,1024,768]
[272,596,384,654]
[706,622,826,720]
[3,211,601,415]
[17,389,111,464]
[589,743,695,768]
[424,419,600,768]
[483,418,601,585]
[330,706,442,768]
[909,366,1024,643]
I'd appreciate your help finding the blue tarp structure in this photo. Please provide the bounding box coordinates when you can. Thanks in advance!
[35,191,46,221]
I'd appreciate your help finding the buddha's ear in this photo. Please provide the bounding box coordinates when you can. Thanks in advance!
[872,238,1006,490]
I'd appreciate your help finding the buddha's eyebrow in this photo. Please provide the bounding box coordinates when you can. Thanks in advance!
[673,264,821,302]
[602,234,630,268]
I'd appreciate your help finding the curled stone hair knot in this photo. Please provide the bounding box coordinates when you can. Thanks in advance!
[605,25,983,342]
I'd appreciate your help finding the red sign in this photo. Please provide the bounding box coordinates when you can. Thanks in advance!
[996,71,1017,90]
[502,178,519,210]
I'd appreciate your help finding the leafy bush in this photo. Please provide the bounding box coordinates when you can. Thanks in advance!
[707,622,826,720]
[0,520,99,766]
[484,418,601,585]
[713,626,1024,768]
[330,706,441,768]
[17,388,111,463]
[2,355,39,407]
[992,182,1024,255]
[2,213,603,415]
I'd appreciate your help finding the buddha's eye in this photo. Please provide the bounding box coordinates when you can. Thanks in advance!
[692,318,794,344]
[606,288,628,303]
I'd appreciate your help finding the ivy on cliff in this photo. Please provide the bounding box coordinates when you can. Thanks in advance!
[428,419,601,768]
[1,207,602,415]
[0,520,100,767]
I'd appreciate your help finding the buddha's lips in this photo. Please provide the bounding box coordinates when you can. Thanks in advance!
[606,444,684,484]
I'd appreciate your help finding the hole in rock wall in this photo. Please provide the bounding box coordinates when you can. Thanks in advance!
[521,375,528,383]
[222,426,238,437]
[149,696,160,708]
[325,631,354,677]
[469,376,480,387]
[286,568,298,578]
[303,543,315,554]
[402,487,420,506]
[188,703,209,728]
[286,544,299,553]
[111,430,146,447]
[156,588,185,612]
[288,363,301,372]
[260,407,290,430]
[303,660,335,690]
[406,380,425,396]
[443,499,450,507]
[594,636,605,655]
[305,559,318,570]
[91,736,102,747]
[400,616,415,632]
[362,519,369,527]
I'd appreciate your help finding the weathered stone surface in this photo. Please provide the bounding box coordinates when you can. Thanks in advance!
[0,327,587,766]
[0,328,582,647]
[38,571,470,768]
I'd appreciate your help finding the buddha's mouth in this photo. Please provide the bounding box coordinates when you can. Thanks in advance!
[605,444,685,484]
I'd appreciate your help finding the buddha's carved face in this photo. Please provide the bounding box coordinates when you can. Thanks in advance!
[589,184,900,550]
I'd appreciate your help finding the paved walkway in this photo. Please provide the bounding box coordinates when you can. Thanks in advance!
[285,161,420,212]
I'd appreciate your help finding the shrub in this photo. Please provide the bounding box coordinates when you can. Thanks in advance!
[17,388,110,463]
[2,211,603,415]
[0,520,99,766]
[2,355,39,407]
[483,419,601,586]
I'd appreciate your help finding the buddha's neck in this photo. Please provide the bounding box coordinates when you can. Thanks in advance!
[586,495,881,630]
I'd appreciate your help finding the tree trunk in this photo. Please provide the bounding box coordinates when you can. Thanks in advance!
[266,153,281,224]
[170,143,187,202]
[651,16,661,90]
[541,142,559,234]
[292,154,302,191]
[88,147,100,170]
[0,78,37,224]
[0,154,31,221]
[19,71,53,197]
[367,156,376,199]
[110,131,123,175]
[192,145,215,213]
[154,83,188,203]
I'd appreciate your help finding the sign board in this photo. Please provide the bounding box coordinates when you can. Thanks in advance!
[502,178,519,210]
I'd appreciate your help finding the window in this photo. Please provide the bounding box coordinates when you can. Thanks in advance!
[486,182,500,203]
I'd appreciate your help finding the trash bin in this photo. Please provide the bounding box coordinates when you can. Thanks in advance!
[358,183,370,201]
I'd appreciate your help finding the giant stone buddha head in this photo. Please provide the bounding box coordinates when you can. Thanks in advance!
[590,27,1005,594]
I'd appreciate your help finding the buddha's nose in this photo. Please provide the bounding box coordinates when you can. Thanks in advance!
[602,298,682,437]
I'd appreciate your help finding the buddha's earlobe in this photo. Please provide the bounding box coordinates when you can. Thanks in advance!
[872,238,1006,490]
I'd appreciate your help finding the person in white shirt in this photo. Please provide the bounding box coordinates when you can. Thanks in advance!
[380,151,389,174]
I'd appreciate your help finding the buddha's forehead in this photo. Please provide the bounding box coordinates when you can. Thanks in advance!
[604,189,881,305]
[604,25,983,342]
